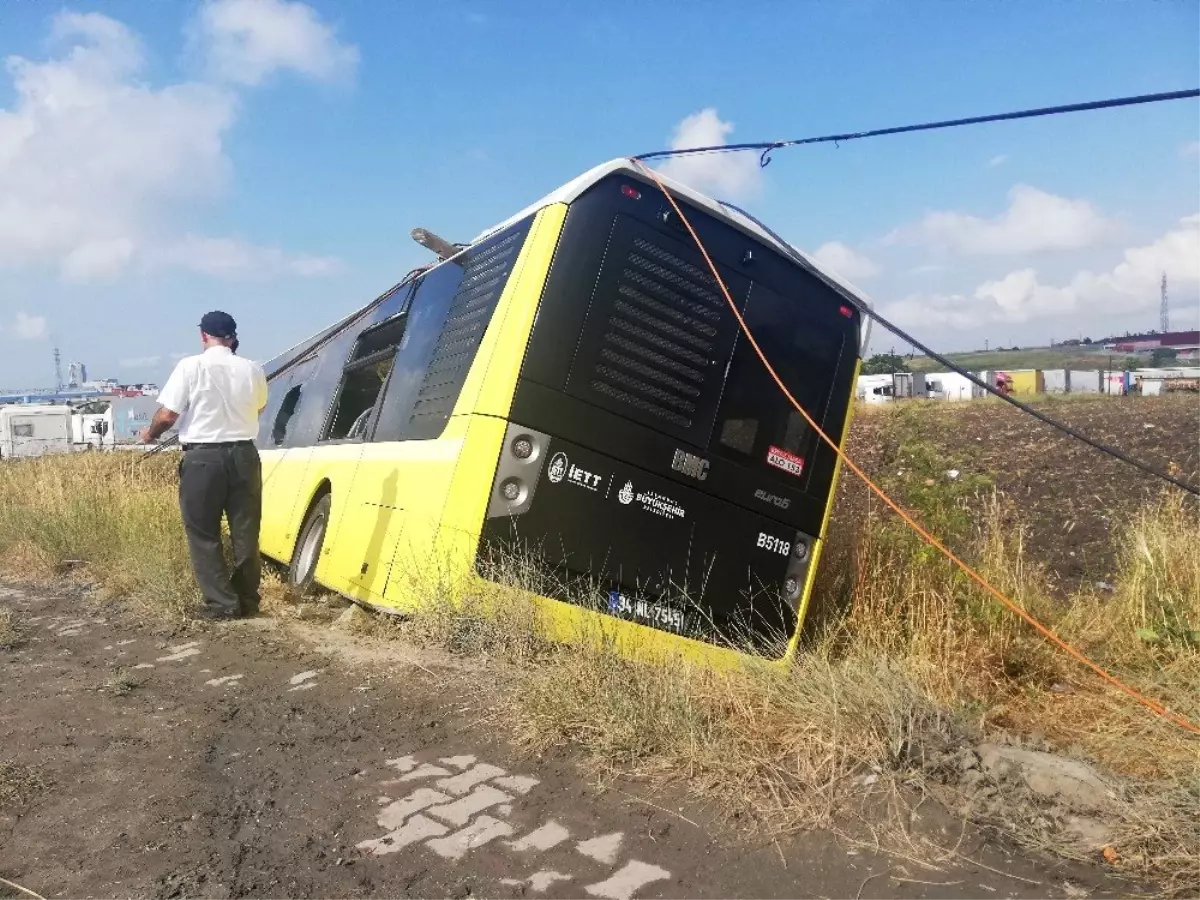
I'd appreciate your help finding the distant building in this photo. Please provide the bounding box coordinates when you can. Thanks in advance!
[0,378,158,405]
[1111,330,1200,353]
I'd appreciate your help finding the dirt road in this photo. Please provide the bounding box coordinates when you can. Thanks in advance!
[1,582,1124,899]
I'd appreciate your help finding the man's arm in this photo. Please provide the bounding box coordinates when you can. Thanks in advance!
[141,407,179,444]
[141,359,190,444]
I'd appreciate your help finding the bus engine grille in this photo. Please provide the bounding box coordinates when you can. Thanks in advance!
[591,236,725,431]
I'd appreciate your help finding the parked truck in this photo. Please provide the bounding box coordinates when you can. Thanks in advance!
[69,396,174,450]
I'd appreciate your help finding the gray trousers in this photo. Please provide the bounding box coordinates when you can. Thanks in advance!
[178,443,262,614]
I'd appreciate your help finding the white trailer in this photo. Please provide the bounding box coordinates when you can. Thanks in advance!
[925,371,978,401]
[0,405,73,459]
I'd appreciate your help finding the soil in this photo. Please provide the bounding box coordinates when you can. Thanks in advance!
[836,394,1200,595]
[0,582,1131,900]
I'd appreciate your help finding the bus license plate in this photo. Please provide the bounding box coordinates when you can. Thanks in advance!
[607,591,684,632]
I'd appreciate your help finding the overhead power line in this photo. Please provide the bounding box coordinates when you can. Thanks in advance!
[713,199,1200,497]
[633,87,1200,495]
[634,89,1200,166]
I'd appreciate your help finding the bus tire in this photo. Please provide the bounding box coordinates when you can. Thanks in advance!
[289,492,331,597]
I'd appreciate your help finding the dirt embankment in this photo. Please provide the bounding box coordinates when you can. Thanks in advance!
[834,394,1199,594]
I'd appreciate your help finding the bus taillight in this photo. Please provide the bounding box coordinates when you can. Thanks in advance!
[500,477,527,504]
[511,435,534,459]
[620,184,641,200]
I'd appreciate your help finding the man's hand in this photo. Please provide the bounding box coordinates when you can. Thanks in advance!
[139,426,155,445]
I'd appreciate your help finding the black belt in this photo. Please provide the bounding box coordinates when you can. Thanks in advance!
[182,440,255,450]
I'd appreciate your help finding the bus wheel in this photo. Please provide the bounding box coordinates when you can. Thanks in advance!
[289,493,331,596]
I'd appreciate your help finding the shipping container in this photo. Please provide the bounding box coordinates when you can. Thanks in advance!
[1008,370,1045,395]
[1103,371,1128,395]
[1042,369,1068,393]
[892,372,928,399]
[1067,370,1101,393]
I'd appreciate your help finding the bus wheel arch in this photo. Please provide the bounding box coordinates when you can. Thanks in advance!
[288,482,331,596]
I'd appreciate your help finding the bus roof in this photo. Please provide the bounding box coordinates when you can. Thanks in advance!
[269,159,875,373]
[472,158,875,314]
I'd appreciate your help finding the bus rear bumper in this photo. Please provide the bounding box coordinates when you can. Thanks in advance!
[476,421,816,661]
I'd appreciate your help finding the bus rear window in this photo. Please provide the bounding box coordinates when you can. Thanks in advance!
[711,281,846,487]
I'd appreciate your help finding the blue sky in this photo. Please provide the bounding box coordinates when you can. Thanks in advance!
[0,0,1197,388]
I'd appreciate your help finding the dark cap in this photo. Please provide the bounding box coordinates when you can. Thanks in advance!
[199,310,237,339]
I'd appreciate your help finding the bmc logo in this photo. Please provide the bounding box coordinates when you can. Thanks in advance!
[671,449,709,481]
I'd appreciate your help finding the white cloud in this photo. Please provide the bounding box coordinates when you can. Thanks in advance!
[809,241,879,280]
[882,213,1200,330]
[887,185,1120,256]
[0,13,234,279]
[908,263,945,276]
[160,235,342,278]
[656,108,763,200]
[12,312,48,340]
[196,0,359,86]
[119,355,162,368]
[0,10,342,283]
[988,155,1008,168]
[62,239,138,283]
[1181,141,1200,158]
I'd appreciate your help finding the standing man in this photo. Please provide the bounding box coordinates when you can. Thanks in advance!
[141,311,269,620]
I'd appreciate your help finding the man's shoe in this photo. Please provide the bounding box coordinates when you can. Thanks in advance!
[194,605,241,621]
[240,601,261,618]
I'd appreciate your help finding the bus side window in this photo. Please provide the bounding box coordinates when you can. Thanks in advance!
[258,357,316,448]
[373,218,533,442]
[272,385,303,446]
[322,314,409,442]
[371,262,464,442]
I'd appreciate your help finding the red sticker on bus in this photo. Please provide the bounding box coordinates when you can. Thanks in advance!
[766,445,805,477]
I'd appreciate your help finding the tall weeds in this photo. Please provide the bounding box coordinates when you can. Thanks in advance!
[0,453,197,615]
[1059,491,1200,661]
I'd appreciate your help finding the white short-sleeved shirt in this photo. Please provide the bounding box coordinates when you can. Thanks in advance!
[157,346,268,443]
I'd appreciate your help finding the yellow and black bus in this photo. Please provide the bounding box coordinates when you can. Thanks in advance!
[257,159,869,665]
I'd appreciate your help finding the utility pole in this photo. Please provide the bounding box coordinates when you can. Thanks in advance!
[1160,272,1170,333]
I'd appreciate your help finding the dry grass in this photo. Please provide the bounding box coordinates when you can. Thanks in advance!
[0,607,25,650]
[0,453,198,616]
[1058,492,1200,662]
[494,491,1198,890]
[0,442,1196,890]
[0,762,47,814]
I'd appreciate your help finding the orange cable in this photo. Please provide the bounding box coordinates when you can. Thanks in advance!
[629,158,1200,736]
